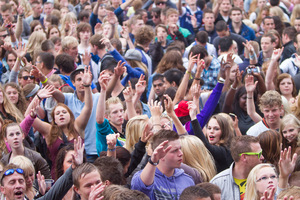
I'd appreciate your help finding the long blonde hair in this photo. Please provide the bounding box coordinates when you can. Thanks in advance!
[125,115,148,152]
[270,6,288,22]
[26,32,46,59]
[290,5,300,26]
[244,164,277,200]
[180,135,217,182]
[60,12,77,37]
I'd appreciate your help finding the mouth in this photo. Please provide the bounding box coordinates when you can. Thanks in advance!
[208,135,215,141]
[14,191,23,198]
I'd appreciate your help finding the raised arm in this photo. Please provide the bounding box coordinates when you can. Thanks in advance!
[106,61,126,98]
[265,48,283,91]
[15,6,24,40]
[133,74,146,107]
[74,66,93,138]
[106,133,119,158]
[278,147,297,189]
[123,81,137,120]
[243,40,258,65]
[96,71,110,124]
[148,100,163,133]
[245,75,262,123]
[9,42,27,83]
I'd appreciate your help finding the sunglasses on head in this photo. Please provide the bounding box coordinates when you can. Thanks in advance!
[239,150,262,159]
[1,168,24,182]
[156,1,166,5]
[22,76,35,80]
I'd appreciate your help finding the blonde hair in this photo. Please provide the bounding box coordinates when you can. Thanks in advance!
[180,135,217,182]
[270,6,289,22]
[61,36,79,52]
[10,156,35,179]
[26,32,47,59]
[244,164,277,200]
[290,5,300,26]
[279,114,300,153]
[105,97,123,116]
[60,12,77,37]
[125,115,148,152]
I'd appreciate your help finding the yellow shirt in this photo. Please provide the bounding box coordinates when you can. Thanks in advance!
[234,177,247,200]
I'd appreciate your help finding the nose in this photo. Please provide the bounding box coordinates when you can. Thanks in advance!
[260,154,264,162]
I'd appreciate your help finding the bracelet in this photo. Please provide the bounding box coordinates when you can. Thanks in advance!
[41,78,48,84]
[185,71,193,80]
[194,77,201,80]
[230,85,237,90]
[37,94,42,101]
[247,96,253,99]
[219,77,225,82]
[108,147,116,152]
[83,84,91,87]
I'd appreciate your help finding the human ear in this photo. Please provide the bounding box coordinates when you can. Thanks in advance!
[0,186,5,195]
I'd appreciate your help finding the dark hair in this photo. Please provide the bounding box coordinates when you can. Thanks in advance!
[215,20,228,32]
[78,10,90,21]
[90,34,105,49]
[188,44,208,59]
[151,129,179,151]
[1,3,11,12]
[41,39,55,52]
[55,53,75,73]
[282,26,297,40]
[262,16,274,24]
[30,20,43,34]
[110,38,122,54]
[208,114,233,147]
[55,144,74,180]
[197,0,206,10]
[197,182,221,200]
[153,73,164,82]
[94,156,125,185]
[45,15,60,26]
[273,15,285,36]
[219,36,233,52]
[262,32,276,43]
[38,52,54,70]
[151,7,161,16]
[195,31,208,44]
[163,68,184,87]
[50,36,61,45]
[179,186,211,200]
[202,8,214,18]
[76,22,92,42]
[269,0,279,6]
[229,7,242,16]
[230,135,259,162]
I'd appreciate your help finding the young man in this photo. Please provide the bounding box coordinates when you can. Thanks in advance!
[25,1,44,25]
[280,26,297,63]
[218,37,243,64]
[61,36,79,63]
[180,186,212,200]
[152,74,165,103]
[35,52,56,80]
[246,90,283,136]
[257,33,276,66]
[43,2,54,16]
[228,7,255,41]
[210,136,264,200]
[131,129,195,199]
[163,68,184,90]
[254,16,275,45]
[199,9,218,43]
[213,0,232,24]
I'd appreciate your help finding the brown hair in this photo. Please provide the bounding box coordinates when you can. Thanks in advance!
[135,25,154,45]
[230,135,259,162]
[156,51,185,74]
[76,22,92,42]
[259,90,282,111]
[89,34,105,49]
[276,73,297,97]
[4,82,27,114]
[72,163,99,188]
[151,129,179,151]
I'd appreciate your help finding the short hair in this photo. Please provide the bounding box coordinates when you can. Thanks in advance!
[269,0,279,6]
[76,22,92,40]
[61,36,78,52]
[105,97,123,115]
[78,10,90,21]
[0,163,24,185]
[197,183,221,200]
[1,3,11,12]
[179,186,211,200]
[38,52,54,70]
[151,7,161,16]
[72,163,99,188]
[163,68,184,87]
[50,36,61,45]
[188,45,208,59]
[110,38,122,54]
[293,32,300,43]
[166,8,178,18]
[10,156,35,179]
[90,34,105,49]
[135,25,154,45]
[229,7,242,16]
[195,31,208,44]
[282,26,297,40]
[261,32,276,43]
[151,129,179,151]
[155,24,168,36]
[276,73,297,97]
[202,8,214,18]
[128,15,143,32]
[153,73,164,83]
[262,16,274,24]
[219,36,233,52]
[230,135,259,162]
[17,66,32,81]
[288,172,300,186]
[259,90,282,111]
[215,20,228,32]
[41,39,55,52]
[55,53,75,73]
[94,156,124,185]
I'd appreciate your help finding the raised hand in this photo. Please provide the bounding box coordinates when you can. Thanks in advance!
[120,26,129,40]
[82,50,91,66]
[106,133,119,149]
[98,70,110,91]
[260,187,276,200]
[135,74,146,95]
[163,94,174,116]
[37,171,46,195]
[114,61,126,77]
[196,57,205,76]
[148,99,163,117]
[271,48,284,61]
[17,5,24,16]
[191,14,197,28]
[30,65,44,79]
[279,146,297,178]
[219,56,232,79]
[151,140,172,163]
[187,101,197,120]
[100,37,114,51]
[190,83,201,100]
[245,75,258,93]
[37,85,55,99]
[123,81,133,102]
[187,54,197,73]
[94,23,102,35]
[82,66,93,86]
[169,24,178,35]
[72,136,85,168]
[14,42,27,58]
[89,183,105,200]
[141,123,153,143]
[232,68,242,87]
[30,98,39,118]
[243,40,254,54]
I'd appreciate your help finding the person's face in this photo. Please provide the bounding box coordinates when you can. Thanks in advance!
[72,73,85,92]
[0,30,8,40]
[102,24,112,38]
[111,0,120,7]
[233,0,243,9]
[54,41,61,52]
[262,105,282,126]
[294,34,300,51]
[255,167,278,198]
[230,10,242,23]
[151,12,161,25]
[294,19,300,32]
[5,125,24,150]
[34,24,43,32]
[167,13,179,25]
[213,193,221,200]
[0,172,26,200]
[216,30,229,38]
[60,8,68,18]
[49,27,59,38]
[207,118,222,145]
[239,93,247,112]
[163,77,172,90]
[263,19,275,33]
[142,12,148,24]
[261,37,274,53]
[1,10,12,22]
[7,53,17,70]
[155,0,167,9]
[43,4,53,16]
[153,79,165,97]
[229,64,238,82]
[54,106,71,127]
[52,81,62,89]
[19,71,34,87]
[65,44,78,59]
[79,30,91,42]
[161,140,183,168]
[232,42,238,54]
[279,77,293,96]
[220,0,232,13]
[246,142,264,167]
[5,86,19,105]
[107,103,124,127]
[156,27,168,40]
[74,170,102,200]
[33,3,42,15]
[131,20,144,33]
[282,124,299,143]
[63,150,74,173]
[25,171,34,188]
[160,117,172,130]
[203,13,215,28]
[97,5,107,17]
[257,0,266,9]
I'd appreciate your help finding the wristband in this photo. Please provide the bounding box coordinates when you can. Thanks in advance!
[37,94,42,100]
[148,157,159,166]
[185,71,193,80]
[230,85,237,90]
[41,78,48,84]
[83,84,91,87]
[247,96,253,99]
[108,147,116,152]
[195,77,201,80]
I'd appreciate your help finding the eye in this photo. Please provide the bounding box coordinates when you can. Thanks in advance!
[260,176,267,180]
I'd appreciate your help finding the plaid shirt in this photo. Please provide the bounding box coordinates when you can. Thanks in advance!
[201,57,221,90]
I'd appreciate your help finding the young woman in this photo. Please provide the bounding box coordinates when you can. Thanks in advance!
[24,67,93,179]
[47,25,61,39]
[25,32,47,62]
[179,135,217,182]
[280,114,300,155]
[276,73,297,103]
[30,20,45,34]
[4,82,27,114]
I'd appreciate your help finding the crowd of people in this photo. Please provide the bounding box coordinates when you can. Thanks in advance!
[0,0,299,199]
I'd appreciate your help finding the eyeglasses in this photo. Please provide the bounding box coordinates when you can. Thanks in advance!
[22,76,35,80]
[1,168,24,182]
[156,1,166,5]
[239,150,262,159]
[256,175,278,182]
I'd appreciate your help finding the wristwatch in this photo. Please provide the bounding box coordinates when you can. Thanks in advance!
[148,157,159,166]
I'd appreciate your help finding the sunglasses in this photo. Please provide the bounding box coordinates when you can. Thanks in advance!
[156,1,166,5]
[1,168,24,182]
[22,76,35,80]
[239,150,262,159]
